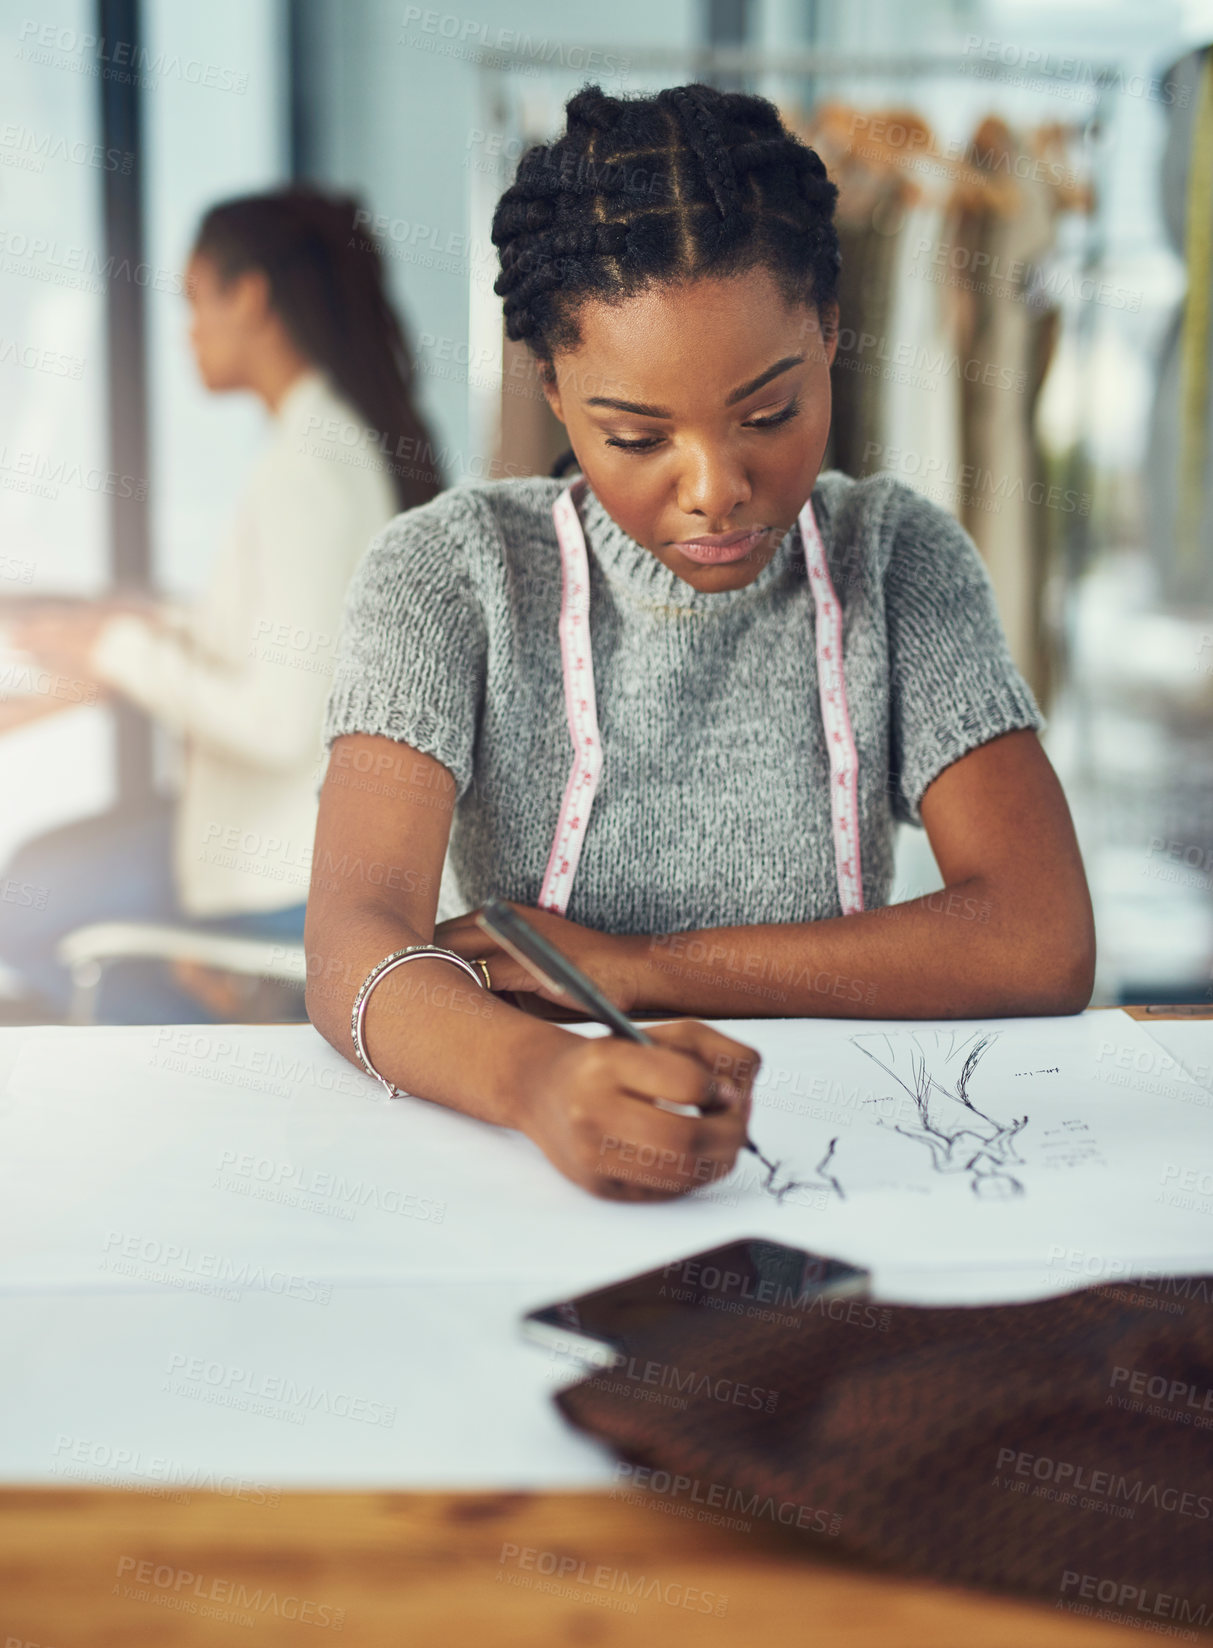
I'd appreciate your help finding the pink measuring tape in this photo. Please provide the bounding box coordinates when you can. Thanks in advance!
[538,480,864,919]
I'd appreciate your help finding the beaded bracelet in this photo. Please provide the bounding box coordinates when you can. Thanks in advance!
[350,945,488,1099]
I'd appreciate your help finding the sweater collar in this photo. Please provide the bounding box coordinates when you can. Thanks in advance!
[574,477,811,613]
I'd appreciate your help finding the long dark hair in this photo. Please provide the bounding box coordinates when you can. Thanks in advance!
[193,187,443,511]
[491,82,841,376]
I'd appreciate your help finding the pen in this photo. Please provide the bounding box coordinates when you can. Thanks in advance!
[474,896,765,1159]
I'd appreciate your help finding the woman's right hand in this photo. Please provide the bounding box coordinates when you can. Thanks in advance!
[519,1019,761,1201]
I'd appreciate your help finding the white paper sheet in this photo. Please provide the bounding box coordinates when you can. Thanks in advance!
[1,1279,618,1490]
[2,1011,1211,1303]
[1,1262,1115,1491]
[1133,1017,1213,1098]
[3,1012,1211,1489]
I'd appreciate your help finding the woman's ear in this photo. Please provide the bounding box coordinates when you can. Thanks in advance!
[231,267,273,330]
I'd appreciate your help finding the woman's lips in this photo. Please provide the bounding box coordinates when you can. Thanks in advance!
[673,527,770,565]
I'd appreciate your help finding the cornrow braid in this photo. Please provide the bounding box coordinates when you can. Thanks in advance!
[666,83,742,220]
[491,80,841,369]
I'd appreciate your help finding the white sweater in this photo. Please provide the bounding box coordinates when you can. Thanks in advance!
[88,370,397,916]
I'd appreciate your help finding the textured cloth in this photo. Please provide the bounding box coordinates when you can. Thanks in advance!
[89,371,396,916]
[320,468,1044,935]
[553,1274,1213,1621]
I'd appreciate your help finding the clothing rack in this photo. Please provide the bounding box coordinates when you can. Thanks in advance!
[468,43,1120,82]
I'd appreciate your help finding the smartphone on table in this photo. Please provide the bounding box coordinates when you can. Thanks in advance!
[522,1237,871,1370]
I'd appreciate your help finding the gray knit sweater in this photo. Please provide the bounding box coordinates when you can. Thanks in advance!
[320,469,1044,934]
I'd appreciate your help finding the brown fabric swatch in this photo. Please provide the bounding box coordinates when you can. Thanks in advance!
[555,1277,1213,1629]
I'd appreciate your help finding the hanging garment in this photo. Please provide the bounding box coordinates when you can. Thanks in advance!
[945,121,1063,701]
[880,198,964,520]
[788,101,920,482]
[1145,45,1213,609]
[828,172,912,481]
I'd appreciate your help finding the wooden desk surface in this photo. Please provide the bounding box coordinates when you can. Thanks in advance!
[3,1006,1210,1645]
[0,1487,1177,1646]
[1117,1004,1213,1021]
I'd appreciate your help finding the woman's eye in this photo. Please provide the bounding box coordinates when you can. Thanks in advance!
[745,396,802,430]
[603,396,802,454]
[604,434,662,452]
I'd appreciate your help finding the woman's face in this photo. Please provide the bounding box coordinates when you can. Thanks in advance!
[542,265,838,593]
[184,250,267,392]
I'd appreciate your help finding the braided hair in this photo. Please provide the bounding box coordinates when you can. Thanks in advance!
[492,82,841,377]
[193,187,443,510]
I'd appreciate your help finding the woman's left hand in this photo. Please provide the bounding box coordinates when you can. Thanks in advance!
[8,605,129,677]
[434,900,641,1016]
[7,609,111,689]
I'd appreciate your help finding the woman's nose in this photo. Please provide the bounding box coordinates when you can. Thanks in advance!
[675,451,752,523]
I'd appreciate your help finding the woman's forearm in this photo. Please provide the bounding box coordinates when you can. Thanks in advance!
[88,613,330,773]
[304,899,570,1127]
[625,876,1092,1020]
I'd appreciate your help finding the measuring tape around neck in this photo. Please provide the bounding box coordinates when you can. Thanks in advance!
[538,481,864,920]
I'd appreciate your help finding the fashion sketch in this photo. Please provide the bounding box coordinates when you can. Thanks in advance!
[851,1029,1029,1198]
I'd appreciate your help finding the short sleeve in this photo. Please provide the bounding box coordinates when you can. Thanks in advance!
[320,496,487,801]
[884,483,1045,828]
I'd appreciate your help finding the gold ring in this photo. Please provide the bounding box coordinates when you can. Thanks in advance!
[476,958,492,991]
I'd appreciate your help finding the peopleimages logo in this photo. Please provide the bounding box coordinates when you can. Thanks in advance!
[0,226,190,293]
[497,1544,725,1616]
[862,440,1091,513]
[15,21,249,94]
[960,35,1189,106]
[995,1448,1212,1519]
[51,1433,280,1504]
[148,1027,367,1098]
[164,1354,396,1428]
[1060,1570,1211,1630]
[214,1151,446,1224]
[1109,1365,1213,1426]
[113,1557,342,1628]
[612,1462,842,1535]
[101,1231,331,1305]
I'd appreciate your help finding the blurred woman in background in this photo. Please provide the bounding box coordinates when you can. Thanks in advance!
[0,186,441,1024]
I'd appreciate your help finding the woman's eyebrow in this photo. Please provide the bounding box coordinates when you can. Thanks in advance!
[584,353,807,419]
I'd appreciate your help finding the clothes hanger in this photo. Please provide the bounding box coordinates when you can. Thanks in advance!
[792,100,1017,218]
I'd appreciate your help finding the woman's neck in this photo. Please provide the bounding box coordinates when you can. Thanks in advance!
[247,335,317,413]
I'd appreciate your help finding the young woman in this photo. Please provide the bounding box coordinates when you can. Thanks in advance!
[306,84,1095,1201]
[1,186,441,1023]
